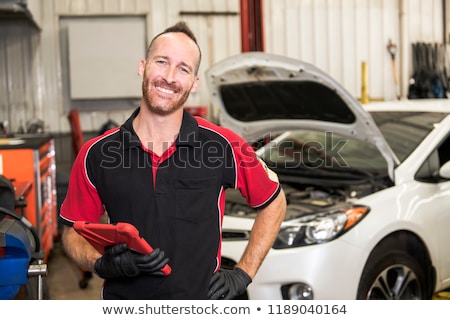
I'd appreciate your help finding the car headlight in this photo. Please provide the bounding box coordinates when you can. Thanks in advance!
[273,205,370,249]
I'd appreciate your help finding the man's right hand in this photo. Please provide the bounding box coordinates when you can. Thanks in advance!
[94,243,169,279]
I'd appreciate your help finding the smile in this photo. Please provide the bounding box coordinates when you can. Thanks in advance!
[156,86,176,95]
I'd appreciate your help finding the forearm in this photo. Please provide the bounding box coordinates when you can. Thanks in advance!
[62,225,102,272]
[236,189,286,278]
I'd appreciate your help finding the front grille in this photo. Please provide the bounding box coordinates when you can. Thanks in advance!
[222,229,250,241]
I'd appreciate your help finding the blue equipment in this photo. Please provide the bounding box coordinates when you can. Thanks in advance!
[0,175,47,299]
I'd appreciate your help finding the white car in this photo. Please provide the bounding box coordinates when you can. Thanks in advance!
[206,52,450,300]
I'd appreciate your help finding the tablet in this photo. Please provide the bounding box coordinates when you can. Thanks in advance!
[73,221,171,276]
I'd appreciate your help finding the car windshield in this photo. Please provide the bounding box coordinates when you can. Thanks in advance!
[258,130,387,177]
[256,111,447,181]
[369,111,447,162]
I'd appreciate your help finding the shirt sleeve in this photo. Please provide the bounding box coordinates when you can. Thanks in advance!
[59,140,106,225]
[230,132,281,210]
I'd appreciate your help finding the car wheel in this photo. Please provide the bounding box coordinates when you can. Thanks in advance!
[357,248,428,300]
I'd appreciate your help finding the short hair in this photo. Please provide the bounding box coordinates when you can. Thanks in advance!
[146,21,202,75]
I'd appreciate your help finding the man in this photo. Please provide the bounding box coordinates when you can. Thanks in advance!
[60,21,286,299]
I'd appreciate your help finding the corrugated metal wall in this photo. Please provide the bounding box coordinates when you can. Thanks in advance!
[264,0,444,102]
[0,19,40,134]
[0,0,447,134]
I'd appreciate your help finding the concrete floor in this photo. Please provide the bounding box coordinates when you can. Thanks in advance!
[46,239,103,300]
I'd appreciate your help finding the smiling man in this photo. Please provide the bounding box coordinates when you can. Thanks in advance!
[59,21,286,300]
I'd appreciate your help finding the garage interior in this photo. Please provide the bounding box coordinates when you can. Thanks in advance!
[2,0,450,300]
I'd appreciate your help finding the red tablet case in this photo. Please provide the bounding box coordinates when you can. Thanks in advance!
[73,221,171,275]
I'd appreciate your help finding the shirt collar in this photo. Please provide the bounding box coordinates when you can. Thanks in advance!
[177,109,199,147]
[121,107,199,150]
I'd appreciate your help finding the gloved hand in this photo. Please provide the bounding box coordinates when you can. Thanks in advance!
[94,243,169,279]
[207,267,252,300]
[134,248,170,276]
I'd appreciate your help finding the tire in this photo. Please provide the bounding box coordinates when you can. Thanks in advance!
[357,247,428,300]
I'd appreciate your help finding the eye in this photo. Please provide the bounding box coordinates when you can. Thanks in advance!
[179,66,190,74]
[156,59,167,65]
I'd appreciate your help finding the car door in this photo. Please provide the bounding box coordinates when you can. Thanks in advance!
[435,135,450,283]
[415,134,450,285]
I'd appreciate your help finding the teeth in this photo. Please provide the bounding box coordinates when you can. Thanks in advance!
[157,86,175,94]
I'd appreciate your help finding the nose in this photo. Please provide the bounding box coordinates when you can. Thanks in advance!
[163,65,177,83]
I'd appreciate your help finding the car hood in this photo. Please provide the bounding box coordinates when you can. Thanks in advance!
[205,52,399,179]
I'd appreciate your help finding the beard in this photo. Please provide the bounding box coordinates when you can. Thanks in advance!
[141,77,191,116]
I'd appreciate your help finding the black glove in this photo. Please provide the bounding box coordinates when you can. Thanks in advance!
[134,248,170,276]
[94,243,139,279]
[94,243,170,279]
[207,267,252,300]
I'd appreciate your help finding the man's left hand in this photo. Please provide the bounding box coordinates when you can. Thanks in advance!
[207,267,252,300]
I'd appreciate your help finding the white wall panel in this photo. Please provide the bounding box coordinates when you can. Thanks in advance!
[264,0,444,102]
[67,17,145,99]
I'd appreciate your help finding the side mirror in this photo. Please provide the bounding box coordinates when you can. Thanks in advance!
[439,160,450,179]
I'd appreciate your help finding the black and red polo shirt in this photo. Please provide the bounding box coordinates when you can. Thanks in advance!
[59,107,280,299]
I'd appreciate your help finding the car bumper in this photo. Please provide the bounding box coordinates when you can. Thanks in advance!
[221,237,368,300]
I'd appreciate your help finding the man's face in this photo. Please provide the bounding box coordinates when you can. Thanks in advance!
[138,32,200,115]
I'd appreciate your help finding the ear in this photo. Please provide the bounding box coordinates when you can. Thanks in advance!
[137,59,146,76]
[190,76,200,93]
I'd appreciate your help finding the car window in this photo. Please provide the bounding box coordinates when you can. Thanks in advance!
[438,134,450,165]
[416,134,450,182]
[370,111,447,162]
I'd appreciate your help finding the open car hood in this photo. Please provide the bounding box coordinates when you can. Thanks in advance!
[206,52,399,179]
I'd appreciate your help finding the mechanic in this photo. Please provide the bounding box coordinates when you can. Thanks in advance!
[59,21,286,300]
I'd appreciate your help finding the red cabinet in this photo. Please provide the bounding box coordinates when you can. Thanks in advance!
[0,135,57,261]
